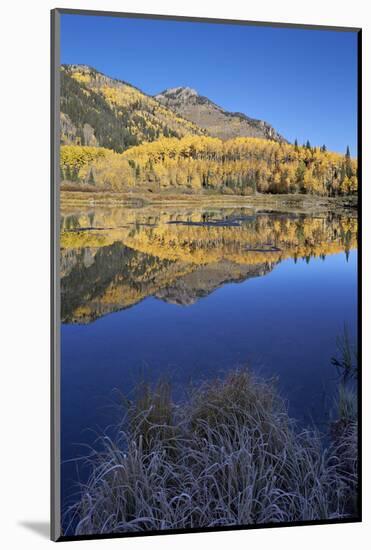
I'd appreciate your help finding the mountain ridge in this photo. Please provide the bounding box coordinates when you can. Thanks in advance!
[154,86,286,142]
[60,64,286,151]
[60,64,205,152]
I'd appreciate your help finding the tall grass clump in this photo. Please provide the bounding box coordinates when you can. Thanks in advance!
[329,326,358,516]
[67,370,358,536]
[331,324,358,384]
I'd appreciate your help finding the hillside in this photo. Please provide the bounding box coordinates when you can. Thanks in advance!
[60,65,286,153]
[155,87,285,142]
[60,65,205,152]
[59,66,357,199]
[60,135,358,197]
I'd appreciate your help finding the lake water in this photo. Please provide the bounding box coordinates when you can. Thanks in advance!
[60,205,358,524]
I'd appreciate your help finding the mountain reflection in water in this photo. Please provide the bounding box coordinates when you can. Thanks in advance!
[60,206,357,324]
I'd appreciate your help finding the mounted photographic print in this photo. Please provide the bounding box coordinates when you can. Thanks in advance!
[51,9,361,541]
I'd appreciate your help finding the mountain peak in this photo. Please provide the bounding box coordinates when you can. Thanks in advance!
[61,64,286,146]
[63,63,97,74]
[155,87,286,142]
[156,86,200,102]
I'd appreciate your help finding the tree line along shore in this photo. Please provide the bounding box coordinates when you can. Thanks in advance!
[60,135,358,198]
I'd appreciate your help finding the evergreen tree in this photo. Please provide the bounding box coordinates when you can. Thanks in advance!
[65,165,72,181]
[88,168,95,185]
[345,145,352,177]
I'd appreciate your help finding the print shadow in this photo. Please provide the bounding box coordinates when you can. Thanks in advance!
[18,521,49,539]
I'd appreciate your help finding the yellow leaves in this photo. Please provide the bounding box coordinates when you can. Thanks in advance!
[339,172,357,195]
[61,145,109,165]
[302,169,316,194]
[70,71,90,84]
[60,207,357,272]
[91,152,135,190]
[121,135,358,196]
[62,66,358,197]
[349,176,358,193]
[98,84,138,108]
[123,135,222,164]
[60,146,110,180]
[60,136,358,197]
[96,82,203,141]
[66,65,204,144]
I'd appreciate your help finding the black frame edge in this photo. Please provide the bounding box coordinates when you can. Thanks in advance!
[356,27,362,523]
[58,516,361,543]
[54,7,361,32]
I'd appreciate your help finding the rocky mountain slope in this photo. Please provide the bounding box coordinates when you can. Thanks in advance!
[60,65,286,153]
[60,65,205,152]
[155,86,286,142]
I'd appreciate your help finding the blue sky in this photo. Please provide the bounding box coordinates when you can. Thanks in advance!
[61,14,358,154]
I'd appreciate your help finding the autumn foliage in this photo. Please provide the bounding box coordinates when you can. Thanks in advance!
[60,135,358,196]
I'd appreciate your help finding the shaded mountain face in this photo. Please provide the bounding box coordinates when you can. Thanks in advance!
[155,261,272,306]
[61,244,273,323]
[155,87,286,142]
[60,65,205,152]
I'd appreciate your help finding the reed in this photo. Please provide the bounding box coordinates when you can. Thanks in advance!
[67,369,358,536]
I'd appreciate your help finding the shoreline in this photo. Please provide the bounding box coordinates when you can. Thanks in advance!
[61,190,358,214]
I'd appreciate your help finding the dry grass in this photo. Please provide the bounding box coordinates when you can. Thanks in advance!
[66,370,358,536]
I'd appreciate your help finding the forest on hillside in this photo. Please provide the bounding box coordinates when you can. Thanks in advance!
[60,135,358,197]
[60,67,204,152]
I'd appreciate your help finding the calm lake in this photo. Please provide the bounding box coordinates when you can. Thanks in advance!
[60,205,358,520]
